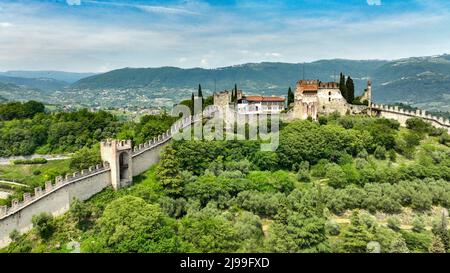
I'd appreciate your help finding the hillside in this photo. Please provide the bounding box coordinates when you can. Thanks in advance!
[371,54,450,111]
[72,60,386,96]
[1,55,450,111]
[2,115,450,253]
[0,71,96,84]
[0,75,67,92]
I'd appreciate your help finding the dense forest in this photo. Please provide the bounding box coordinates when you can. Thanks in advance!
[2,112,450,253]
[0,101,176,157]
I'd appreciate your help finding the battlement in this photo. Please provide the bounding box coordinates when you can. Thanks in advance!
[0,162,111,219]
[100,139,132,150]
[318,82,339,89]
[371,103,450,130]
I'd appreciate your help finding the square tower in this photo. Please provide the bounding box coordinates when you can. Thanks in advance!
[100,139,133,190]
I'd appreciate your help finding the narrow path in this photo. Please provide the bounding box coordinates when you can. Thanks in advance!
[0,154,72,165]
[0,180,30,187]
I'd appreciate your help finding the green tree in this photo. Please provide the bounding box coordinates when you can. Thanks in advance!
[287,87,294,107]
[326,164,347,188]
[297,161,311,182]
[345,76,355,103]
[156,146,183,196]
[84,196,177,253]
[339,73,348,102]
[31,213,55,240]
[339,211,372,253]
[69,146,101,170]
[374,146,387,160]
[190,93,195,114]
[412,215,426,233]
[179,207,239,253]
[198,84,204,107]
[69,198,94,230]
[387,216,402,231]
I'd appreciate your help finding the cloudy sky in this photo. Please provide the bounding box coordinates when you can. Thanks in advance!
[0,0,450,72]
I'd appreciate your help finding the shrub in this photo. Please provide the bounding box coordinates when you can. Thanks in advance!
[325,220,341,236]
[297,161,311,182]
[31,213,54,240]
[13,158,47,165]
[325,164,347,188]
[374,146,386,160]
[412,216,426,233]
[388,150,397,162]
[387,216,402,231]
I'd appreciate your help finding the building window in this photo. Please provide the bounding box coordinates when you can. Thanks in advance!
[328,92,331,96]
[329,97,331,102]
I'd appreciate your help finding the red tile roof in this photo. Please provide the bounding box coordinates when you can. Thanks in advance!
[243,96,285,102]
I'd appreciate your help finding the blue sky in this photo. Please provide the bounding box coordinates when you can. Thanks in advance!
[1,0,450,72]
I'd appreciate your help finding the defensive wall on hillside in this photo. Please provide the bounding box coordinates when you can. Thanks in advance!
[0,103,448,247]
[0,107,216,247]
[371,103,450,132]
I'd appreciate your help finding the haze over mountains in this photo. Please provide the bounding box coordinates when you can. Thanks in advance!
[1,55,450,111]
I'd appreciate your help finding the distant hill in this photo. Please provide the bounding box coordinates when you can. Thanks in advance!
[0,75,68,92]
[1,55,450,111]
[72,60,387,96]
[0,71,96,84]
[0,82,51,103]
[370,54,450,111]
[69,55,450,111]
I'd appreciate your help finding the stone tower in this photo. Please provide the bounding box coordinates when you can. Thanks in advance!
[100,139,133,190]
[367,80,372,110]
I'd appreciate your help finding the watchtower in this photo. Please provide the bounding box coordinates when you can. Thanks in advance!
[100,139,133,190]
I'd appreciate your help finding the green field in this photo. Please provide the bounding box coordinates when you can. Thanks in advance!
[0,160,71,205]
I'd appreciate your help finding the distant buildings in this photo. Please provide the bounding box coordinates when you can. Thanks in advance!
[237,96,286,114]
[213,89,286,114]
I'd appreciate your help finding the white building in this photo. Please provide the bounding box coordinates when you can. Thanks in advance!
[237,96,286,114]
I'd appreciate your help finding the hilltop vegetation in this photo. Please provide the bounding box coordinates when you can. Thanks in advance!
[3,113,449,253]
[0,101,177,157]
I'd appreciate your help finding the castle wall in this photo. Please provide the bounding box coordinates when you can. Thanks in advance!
[131,140,170,176]
[372,104,450,132]
[214,92,231,109]
[0,167,111,247]
[317,88,348,116]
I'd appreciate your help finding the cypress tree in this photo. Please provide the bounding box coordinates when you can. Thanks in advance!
[198,84,204,108]
[190,92,195,114]
[287,86,294,106]
[346,76,355,104]
[339,73,348,102]
[198,84,203,98]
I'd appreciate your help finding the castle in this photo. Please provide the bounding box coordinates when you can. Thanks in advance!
[292,80,372,120]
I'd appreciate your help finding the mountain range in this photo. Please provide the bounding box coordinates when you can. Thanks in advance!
[1,55,450,111]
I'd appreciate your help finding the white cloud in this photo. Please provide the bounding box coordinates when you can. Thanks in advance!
[81,0,198,15]
[0,22,13,28]
[66,0,81,6]
[265,52,282,57]
[367,0,382,6]
[1,0,450,71]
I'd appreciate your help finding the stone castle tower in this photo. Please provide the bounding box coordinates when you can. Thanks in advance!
[293,80,348,120]
[100,139,133,190]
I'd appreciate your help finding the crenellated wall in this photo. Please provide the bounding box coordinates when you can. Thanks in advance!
[371,104,450,132]
[0,163,111,247]
[0,106,218,248]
